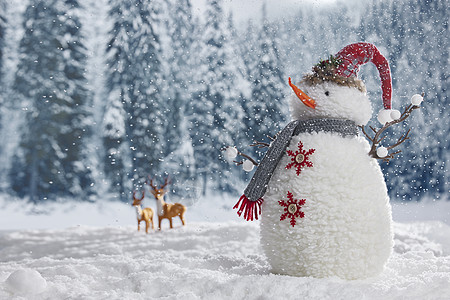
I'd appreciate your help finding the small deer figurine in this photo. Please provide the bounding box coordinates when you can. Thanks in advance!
[132,190,154,233]
[148,177,186,230]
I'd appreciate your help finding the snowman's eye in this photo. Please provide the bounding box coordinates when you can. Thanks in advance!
[325,91,330,96]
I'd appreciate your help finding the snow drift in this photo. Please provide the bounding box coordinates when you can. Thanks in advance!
[1,197,450,299]
[0,220,449,299]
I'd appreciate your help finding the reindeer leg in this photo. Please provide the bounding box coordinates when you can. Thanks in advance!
[158,217,162,230]
[180,214,185,226]
[145,221,149,234]
[137,220,141,231]
[150,217,154,230]
[169,218,173,229]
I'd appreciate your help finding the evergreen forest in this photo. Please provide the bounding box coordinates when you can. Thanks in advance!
[0,0,447,204]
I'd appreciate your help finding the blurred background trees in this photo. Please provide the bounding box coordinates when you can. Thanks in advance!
[0,0,447,203]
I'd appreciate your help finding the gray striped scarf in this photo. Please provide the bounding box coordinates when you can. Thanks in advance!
[234,118,358,221]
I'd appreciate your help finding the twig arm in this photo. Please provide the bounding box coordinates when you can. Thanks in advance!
[359,94,423,162]
[235,150,259,166]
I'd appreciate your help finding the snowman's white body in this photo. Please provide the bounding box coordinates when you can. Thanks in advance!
[260,82,393,280]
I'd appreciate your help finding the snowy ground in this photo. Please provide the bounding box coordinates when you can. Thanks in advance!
[1,196,450,299]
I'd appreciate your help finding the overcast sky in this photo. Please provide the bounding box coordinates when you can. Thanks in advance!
[190,0,339,26]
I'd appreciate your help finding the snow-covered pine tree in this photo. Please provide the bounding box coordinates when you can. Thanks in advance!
[242,5,287,155]
[10,0,94,203]
[102,0,130,198]
[187,0,246,194]
[105,0,166,191]
[102,91,128,199]
[185,20,214,194]
[0,0,6,159]
[236,20,259,159]
[163,0,193,156]
[239,20,258,78]
[0,0,5,83]
[78,0,111,199]
[0,0,5,190]
[159,0,197,197]
[222,11,253,187]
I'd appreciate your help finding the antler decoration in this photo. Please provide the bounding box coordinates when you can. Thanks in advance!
[147,176,157,190]
[359,93,424,162]
[161,176,171,189]
[147,176,171,190]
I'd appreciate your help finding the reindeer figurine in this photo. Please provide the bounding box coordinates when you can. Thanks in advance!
[132,190,154,233]
[148,177,186,230]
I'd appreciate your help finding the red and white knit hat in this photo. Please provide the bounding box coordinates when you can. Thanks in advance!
[333,42,399,123]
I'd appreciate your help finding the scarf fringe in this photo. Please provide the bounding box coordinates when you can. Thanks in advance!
[233,195,263,221]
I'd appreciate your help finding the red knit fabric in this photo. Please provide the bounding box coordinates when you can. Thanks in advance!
[335,43,392,110]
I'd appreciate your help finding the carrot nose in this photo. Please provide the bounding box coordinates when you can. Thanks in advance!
[288,77,316,109]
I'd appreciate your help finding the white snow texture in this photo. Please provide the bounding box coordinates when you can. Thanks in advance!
[0,220,449,299]
[4,269,47,295]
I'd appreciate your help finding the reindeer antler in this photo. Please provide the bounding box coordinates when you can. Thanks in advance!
[161,176,171,189]
[359,94,423,162]
[147,176,171,190]
[147,176,156,190]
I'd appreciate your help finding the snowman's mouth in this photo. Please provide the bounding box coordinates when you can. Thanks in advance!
[288,77,316,109]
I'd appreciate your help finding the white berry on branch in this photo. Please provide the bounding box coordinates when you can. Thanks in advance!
[390,109,401,120]
[224,146,238,160]
[242,160,255,172]
[411,94,423,106]
[376,146,388,158]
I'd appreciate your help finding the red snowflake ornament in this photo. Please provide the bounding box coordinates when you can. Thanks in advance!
[279,191,306,227]
[285,141,315,176]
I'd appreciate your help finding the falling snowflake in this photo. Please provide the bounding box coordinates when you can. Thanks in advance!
[285,141,315,176]
[279,191,306,227]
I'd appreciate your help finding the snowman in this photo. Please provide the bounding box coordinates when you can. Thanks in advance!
[230,43,407,280]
